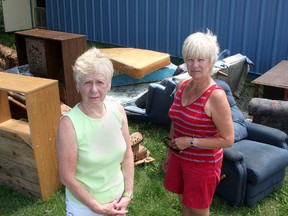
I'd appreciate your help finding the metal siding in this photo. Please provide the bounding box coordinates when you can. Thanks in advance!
[63,0,72,32]
[94,0,103,42]
[46,0,288,75]
[169,0,181,55]
[85,1,93,40]
[137,1,146,48]
[63,0,72,33]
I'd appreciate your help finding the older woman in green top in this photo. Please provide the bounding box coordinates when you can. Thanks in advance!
[57,47,134,216]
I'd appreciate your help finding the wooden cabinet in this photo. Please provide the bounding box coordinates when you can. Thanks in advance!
[0,72,62,199]
[15,28,87,107]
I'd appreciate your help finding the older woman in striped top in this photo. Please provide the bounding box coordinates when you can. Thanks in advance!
[164,30,234,216]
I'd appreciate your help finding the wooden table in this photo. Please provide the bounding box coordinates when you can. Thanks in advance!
[252,60,288,100]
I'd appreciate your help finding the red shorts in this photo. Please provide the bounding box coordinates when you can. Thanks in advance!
[164,153,222,209]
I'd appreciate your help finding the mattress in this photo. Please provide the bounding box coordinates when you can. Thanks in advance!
[100,48,171,78]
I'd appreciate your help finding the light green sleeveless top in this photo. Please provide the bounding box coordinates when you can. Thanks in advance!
[64,101,126,205]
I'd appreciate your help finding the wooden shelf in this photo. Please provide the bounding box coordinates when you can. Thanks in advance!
[0,119,31,146]
[0,72,62,199]
[15,28,87,107]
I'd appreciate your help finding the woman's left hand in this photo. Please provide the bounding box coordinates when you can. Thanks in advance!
[171,136,191,150]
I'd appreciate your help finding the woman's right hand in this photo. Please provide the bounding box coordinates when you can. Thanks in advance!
[97,199,128,215]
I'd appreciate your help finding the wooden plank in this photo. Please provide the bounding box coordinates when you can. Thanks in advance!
[0,72,58,94]
[0,135,35,168]
[0,90,11,123]
[15,29,86,41]
[0,119,32,147]
[0,157,38,183]
[25,82,62,199]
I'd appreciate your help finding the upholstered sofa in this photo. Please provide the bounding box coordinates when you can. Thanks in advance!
[125,77,288,206]
[248,97,288,135]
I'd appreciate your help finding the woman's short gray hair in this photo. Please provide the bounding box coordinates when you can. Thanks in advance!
[73,47,114,84]
[182,29,220,64]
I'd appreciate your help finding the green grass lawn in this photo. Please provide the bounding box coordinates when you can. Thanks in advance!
[1,120,288,215]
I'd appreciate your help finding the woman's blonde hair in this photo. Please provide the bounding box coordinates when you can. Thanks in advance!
[73,47,114,84]
[182,29,219,64]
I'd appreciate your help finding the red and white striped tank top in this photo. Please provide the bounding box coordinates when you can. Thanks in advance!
[168,79,224,164]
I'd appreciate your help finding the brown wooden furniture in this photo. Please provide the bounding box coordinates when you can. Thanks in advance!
[0,72,62,199]
[15,28,87,107]
[252,60,288,100]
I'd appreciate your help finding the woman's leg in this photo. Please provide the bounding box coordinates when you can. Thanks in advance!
[180,161,222,216]
[182,204,209,216]
[180,195,210,216]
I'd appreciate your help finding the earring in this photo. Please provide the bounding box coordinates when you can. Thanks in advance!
[77,89,80,93]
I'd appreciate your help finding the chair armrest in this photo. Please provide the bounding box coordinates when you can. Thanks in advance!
[125,106,146,115]
[124,106,149,121]
[145,83,174,129]
[245,120,288,149]
[223,147,244,163]
[145,83,165,115]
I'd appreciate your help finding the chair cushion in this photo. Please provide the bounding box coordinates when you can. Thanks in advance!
[234,140,288,183]
[232,106,248,142]
[215,79,248,141]
[245,169,286,206]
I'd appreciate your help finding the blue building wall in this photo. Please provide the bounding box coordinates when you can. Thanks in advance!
[46,0,288,75]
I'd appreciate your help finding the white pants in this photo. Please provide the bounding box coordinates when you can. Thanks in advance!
[66,196,104,216]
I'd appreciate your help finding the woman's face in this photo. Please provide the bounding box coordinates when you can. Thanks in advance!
[78,73,111,105]
[186,57,214,79]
